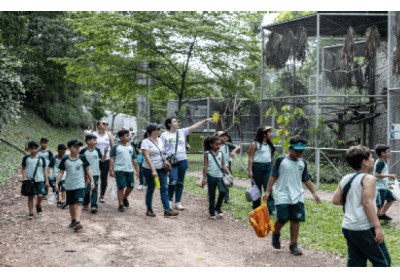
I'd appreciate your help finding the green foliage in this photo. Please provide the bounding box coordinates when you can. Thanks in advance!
[0,108,83,185]
[274,11,316,23]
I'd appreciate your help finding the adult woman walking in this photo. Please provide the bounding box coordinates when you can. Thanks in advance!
[93,120,115,203]
[248,126,276,215]
[161,117,213,210]
[83,125,92,140]
[141,123,179,217]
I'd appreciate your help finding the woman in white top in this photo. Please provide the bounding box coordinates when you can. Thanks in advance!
[333,145,390,267]
[141,123,179,217]
[93,120,114,203]
[83,126,92,140]
[161,117,213,210]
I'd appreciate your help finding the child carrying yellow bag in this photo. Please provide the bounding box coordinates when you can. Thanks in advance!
[249,201,275,238]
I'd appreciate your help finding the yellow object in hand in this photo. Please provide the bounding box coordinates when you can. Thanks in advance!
[155,177,160,189]
[213,113,219,123]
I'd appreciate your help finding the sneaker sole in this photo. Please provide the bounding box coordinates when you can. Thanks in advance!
[73,224,83,231]
[290,251,303,255]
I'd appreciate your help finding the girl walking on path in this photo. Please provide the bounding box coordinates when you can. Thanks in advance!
[248,126,276,214]
[93,120,115,203]
[202,136,233,220]
[141,123,179,217]
[161,117,213,210]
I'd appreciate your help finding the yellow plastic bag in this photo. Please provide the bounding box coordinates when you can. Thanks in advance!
[248,201,275,238]
[155,177,161,189]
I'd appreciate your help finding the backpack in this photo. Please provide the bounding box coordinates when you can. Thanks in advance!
[248,201,275,238]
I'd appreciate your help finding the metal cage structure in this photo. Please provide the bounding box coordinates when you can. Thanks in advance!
[261,12,400,188]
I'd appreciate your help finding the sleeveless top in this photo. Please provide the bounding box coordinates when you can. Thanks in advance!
[93,131,111,160]
[253,142,271,163]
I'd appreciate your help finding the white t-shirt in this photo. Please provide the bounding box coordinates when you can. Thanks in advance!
[93,131,111,160]
[84,129,92,136]
[140,138,165,170]
[340,173,378,230]
[160,128,190,161]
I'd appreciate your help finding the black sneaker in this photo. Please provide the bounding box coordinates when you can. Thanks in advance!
[99,196,105,203]
[36,205,42,215]
[28,213,34,219]
[378,214,393,221]
[216,209,224,218]
[91,208,98,214]
[57,201,62,208]
[73,221,83,231]
[289,242,303,255]
[164,209,179,217]
[69,219,77,228]
[118,205,124,212]
[123,198,129,208]
[272,232,281,249]
[61,202,68,209]
[224,199,231,204]
[146,210,156,217]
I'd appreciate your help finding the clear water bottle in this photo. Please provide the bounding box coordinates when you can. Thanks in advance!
[48,192,57,205]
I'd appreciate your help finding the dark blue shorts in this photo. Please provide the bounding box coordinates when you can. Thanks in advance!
[276,202,305,224]
[115,171,134,189]
[66,188,85,205]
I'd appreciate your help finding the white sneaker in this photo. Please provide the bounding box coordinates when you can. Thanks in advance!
[169,201,173,209]
[209,215,217,220]
[137,184,143,190]
[174,202,185,210]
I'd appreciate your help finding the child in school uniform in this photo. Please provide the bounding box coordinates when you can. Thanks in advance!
[22,141,50,219]
[55,140,94,231]
[48,144,68,208]
[373,144,397,220]
[202,136,233,220]
[109,129,140,212]
[38,137,54,199]
[79,134,107,214]
[333,145,391,266]
[263,136,320,255]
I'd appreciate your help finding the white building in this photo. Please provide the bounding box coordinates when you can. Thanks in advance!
[104,111,137,132]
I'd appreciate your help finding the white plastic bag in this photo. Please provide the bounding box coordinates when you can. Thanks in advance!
[110,178,118,201]
[388,179,400,201]
[245,180,260,202]
[48,192,57,205]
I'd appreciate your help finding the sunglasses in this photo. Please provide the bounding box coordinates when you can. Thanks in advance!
[101,123,108,126]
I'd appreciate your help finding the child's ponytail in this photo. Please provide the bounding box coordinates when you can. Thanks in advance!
[203,136,220,151]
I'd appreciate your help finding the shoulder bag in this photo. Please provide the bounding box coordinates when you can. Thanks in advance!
[149,139,172,172]
[342,172,364,213]
[166,131,179,166]
[21,157,41,196]
[210,151,233,188]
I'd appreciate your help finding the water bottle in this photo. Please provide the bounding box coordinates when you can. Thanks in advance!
[155,177,160,189]
[48,192,57,205]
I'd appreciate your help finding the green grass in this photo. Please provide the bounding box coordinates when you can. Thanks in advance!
[0,109,83,185]
[184,175,400,266]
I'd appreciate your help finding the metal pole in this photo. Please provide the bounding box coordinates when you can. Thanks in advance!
[260,28,265,127]
[315,14,321,190]
[387,12,392,168]
[207,97,210,132]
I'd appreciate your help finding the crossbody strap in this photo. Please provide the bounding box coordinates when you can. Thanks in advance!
[174,131,179,156]
[209,151,224,172]
[342,172,364,213]
[149,139,164,163]
[32,156,42,182]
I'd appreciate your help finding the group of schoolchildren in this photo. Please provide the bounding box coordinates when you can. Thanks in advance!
[21,123,396,266]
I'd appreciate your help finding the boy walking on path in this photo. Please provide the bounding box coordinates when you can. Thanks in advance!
[79,134,107,214]
[55,140,94,231]
[38,137,54,199]
[373,144,397,221]
[48,144,68,208]
[109,130,140,212]
[333,145,391,267]
[263,136,320,255]
[22,141,50,219]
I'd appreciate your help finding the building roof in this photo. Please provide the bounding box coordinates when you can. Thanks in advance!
[263,12,388,38]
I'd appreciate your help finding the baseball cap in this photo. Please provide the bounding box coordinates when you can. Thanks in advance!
[290,142,307,150]
[67,139,83,147]
[146,123,162,134]
[57,144,67,150]
[28,141,39,148]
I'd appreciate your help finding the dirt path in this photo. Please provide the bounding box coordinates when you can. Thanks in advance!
[187,171,400,223]
[0,168,345,267]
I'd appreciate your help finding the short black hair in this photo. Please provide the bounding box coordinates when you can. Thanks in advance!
[289,136,307,147]
[375,144,390,158]
[40,137,49,143]
[57,144,67,150]
[345,145,371,170]
[118,129,130,138]
[85,134,97,143]
[165,117,176,130]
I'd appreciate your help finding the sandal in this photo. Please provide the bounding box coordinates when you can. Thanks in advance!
[146,210,156,217]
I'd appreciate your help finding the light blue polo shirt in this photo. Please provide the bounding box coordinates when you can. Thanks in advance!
[59,155,90,190]
[253,142,271,163]
[206,151,223,178]
[21,155,46,182]
[79,147,102,176]
[373,159,388,190]
[110,143,137,172]
[48,155,68,180]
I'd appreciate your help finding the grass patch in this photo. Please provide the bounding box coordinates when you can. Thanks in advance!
[0,109,83,185]
[184,175,400,266]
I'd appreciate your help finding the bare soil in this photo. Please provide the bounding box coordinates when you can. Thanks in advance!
[0,168,345,267]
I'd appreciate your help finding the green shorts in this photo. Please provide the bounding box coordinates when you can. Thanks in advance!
[33,182,46,196]
[376,189,395,208]
[115,171,134,189]
[66,188,85,205]
[276,202,305,224]
[49,180,66,192]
